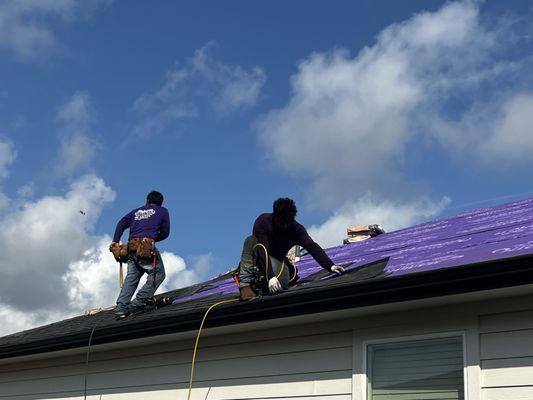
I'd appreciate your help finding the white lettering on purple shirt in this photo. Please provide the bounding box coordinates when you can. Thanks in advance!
[134,209,156,221]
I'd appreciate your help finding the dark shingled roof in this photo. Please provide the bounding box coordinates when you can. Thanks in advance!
[1,198,533,360]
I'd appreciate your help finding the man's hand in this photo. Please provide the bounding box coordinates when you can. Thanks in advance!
[268,277,282,293]
[331,265,345,275]
[109,242,119,252]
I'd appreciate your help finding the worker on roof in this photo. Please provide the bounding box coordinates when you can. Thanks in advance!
[237,198,344,301]
[109,190,170,319]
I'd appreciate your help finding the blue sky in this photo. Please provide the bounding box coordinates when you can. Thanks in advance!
[0,0,532,334]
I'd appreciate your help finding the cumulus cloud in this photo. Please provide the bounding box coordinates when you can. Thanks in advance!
[480,93,533,162]
[63,238,213,314]
[55,91,98,176]
[131,42,266,138]
[0,305,68,337]
[0,174,115,310]
[57,90,94,125]
[0,148,209,336]
[0,243,212,337]
[159,252,215,292]
[0,0,111,61]
[258,1,533,207]
[0,173,210,336]
[57,133,97,176]
[308,195,450,248]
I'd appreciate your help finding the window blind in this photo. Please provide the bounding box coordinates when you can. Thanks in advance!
[367,336,464,400]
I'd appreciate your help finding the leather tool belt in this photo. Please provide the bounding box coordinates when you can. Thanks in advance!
[129,237,157,259]
[111,243,129,263]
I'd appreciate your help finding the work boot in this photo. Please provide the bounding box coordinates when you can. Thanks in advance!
[239,285,257,301]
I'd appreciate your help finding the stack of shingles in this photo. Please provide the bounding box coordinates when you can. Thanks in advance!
[343,224,385,244]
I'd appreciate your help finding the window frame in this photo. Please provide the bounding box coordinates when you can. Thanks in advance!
[362,331,468,400]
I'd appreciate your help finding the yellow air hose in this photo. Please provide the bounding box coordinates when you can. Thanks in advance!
[186,243,286,400]
[253,243,285,280]
[186,298,239,400]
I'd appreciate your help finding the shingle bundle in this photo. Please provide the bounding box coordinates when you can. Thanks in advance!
[343,224,385,244]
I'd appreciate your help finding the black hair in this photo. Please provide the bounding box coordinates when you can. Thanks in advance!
[272,198,297,223]
[147,190,164,206]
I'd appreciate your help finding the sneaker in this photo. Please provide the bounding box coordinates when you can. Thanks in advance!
[128,303,147,315]
[114,309,129,320]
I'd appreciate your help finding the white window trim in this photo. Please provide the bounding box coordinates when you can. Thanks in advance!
[361,331,468,400]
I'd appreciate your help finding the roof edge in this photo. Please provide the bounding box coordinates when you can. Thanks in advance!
[2,254,533,360]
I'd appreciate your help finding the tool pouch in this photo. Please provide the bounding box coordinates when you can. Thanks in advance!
[129,237,156,259]
[111,243,129,263]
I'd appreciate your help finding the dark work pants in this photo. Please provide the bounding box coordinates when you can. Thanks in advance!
[237,235,290,289]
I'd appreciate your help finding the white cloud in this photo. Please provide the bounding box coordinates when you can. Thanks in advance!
[0,305,68,338]
[0,244,212,336]
[0,113,208,338]
[55,91,98,176]
[0,172,209,337]
[480,93,533,162]
[158,252,214,293]
[0,145,208,336]
[258,1,532,208]
[214,65,266,113]
[57,91,94,125]
[0,174,115,311]
[62,238,211,314]
[57,132,97,176]
[131,42,266,138]
[131,104,198,139]
[62,236,120,311]
[17,182,34,199]
[308,195,450,248]
[0,0,111,61]
[0,175,113,336]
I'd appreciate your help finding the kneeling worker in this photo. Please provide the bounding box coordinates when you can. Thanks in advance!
[110,190,170,318]
[237,198,344,301]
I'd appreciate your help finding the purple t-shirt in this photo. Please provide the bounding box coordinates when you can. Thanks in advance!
[113,204,170,243]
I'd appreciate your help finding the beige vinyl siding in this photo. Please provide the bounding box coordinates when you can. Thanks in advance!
[2,291,533,400]
[480,309,533,400]
[0,329,353,399]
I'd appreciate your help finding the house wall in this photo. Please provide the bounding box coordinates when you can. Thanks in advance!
[1,292,532,400]
[479,310,533,400]
[0,322,354,400]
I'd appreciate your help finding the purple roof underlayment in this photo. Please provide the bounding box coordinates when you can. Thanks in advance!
[174,197,533,304]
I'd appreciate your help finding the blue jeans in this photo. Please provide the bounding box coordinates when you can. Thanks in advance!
[115,252,166,311]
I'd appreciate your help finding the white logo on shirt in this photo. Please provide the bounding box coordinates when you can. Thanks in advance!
[134,209,156,221]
